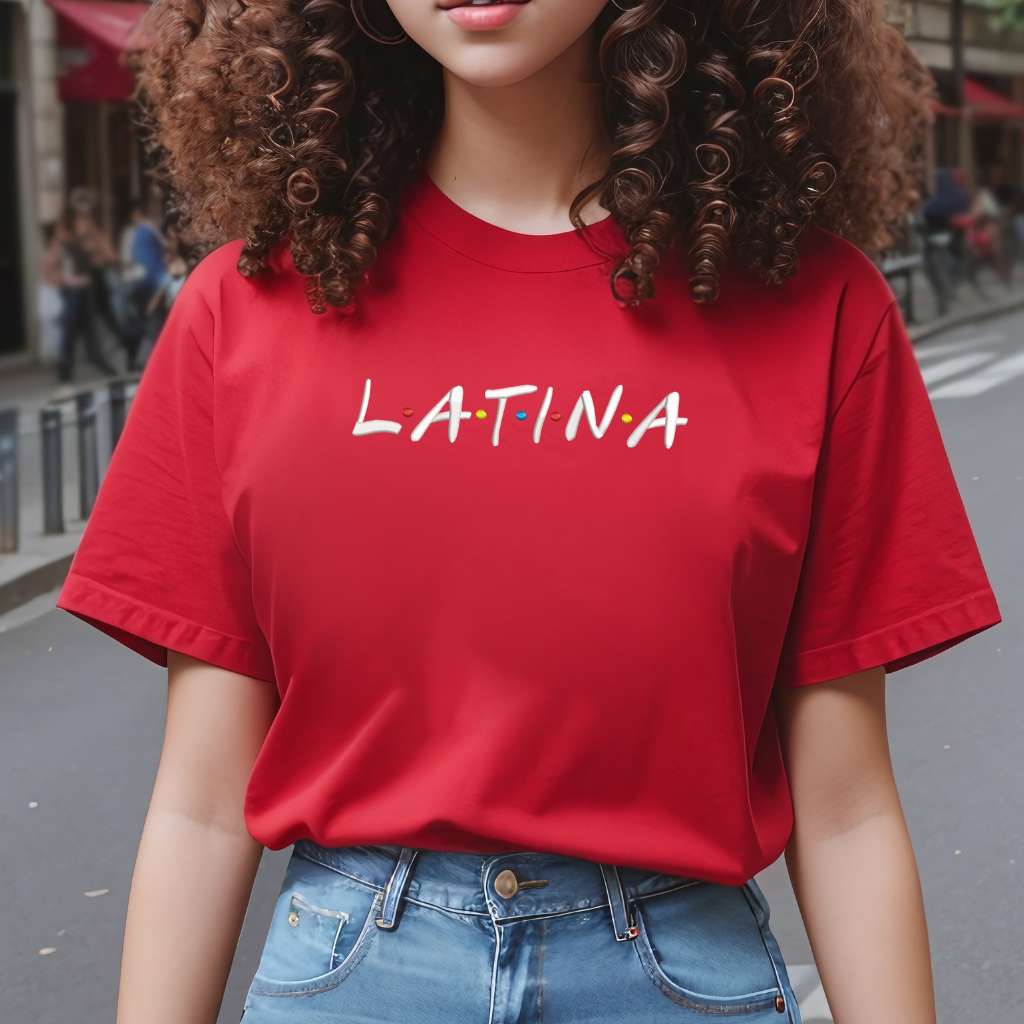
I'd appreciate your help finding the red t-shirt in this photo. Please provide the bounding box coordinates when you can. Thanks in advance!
[56,168,1002,884]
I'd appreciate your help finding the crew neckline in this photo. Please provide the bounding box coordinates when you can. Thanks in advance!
[399,165,627,274]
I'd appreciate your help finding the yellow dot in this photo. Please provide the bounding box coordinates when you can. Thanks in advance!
[621,413,633,424]
[475,409,487,419]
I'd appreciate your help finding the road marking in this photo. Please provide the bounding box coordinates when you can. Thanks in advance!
[789,963,833,1021]
[929,349,1024,398]
[921,352,994,386]
[915,334,1006,360]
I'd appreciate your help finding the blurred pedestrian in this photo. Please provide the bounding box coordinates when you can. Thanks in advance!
[68,187,129,363]
[119,198,167,371]
[42,209,119,384]
[146,252,189,328]
[949,169,1010,295]
[37,223,65,364]
[922,167,970,223]
[969,169,1011,284]
[921,167,970,315]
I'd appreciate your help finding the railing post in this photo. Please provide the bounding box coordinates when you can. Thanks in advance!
[109,378,128,450]
[75,390,100,519]
[41,405,65,535]
[0,406,18,553]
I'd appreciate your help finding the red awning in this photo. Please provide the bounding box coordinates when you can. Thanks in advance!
[48,0,148,50]
[47,0,148,102]
[933,76,1024,119]
[932,98,959,117]
[964,77,1024,118]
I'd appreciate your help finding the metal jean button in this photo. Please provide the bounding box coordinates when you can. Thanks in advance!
[493,868,519,899]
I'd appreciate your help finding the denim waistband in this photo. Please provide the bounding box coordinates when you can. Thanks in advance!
[292,840,709,941]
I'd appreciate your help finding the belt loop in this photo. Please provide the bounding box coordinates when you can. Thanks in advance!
[375,847,420,931]
[599,863,638,942]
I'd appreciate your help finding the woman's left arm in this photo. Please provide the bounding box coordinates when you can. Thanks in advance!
[773,667,937,1024]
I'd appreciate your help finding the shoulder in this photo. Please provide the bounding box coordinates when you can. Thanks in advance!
[166,238,309,359]
[795,224,897,320]
[794,225,906,407]
[721,223,896,323]
[184,237,299,309]
[184,239,248,297]
[170,239,255,326]
[146,241,245,340]
[715,224,904,409]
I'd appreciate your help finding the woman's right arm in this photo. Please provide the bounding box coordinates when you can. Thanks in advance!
[115,650,279,1024]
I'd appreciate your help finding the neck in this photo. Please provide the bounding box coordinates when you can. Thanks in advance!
[424,30,613,232]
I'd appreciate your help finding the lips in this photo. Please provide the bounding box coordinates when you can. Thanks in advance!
[437,0,531,30]
[436,1,530,7]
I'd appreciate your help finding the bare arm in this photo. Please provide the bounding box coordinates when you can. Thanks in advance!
[115,650,279,1024]
[773,667,937,1024]
[41,238,62,287]
[146,280,167,317]
[85,222,120,265]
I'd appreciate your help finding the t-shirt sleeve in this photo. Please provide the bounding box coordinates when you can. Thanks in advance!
[774,297,1002,688]
[55,261,276,683]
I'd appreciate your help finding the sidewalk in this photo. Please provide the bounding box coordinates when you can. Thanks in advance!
[0,354,133,616]
[890,259,1024,343]
[2,262,1024,618]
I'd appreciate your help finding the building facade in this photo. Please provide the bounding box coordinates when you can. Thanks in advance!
[3,0,1024,365]
[1,0,145,367]
[1,0,64,364]
[904,0,1024,187]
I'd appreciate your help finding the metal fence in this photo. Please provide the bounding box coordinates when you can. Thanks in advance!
[879,210,1023,324]
[0,376,139,555]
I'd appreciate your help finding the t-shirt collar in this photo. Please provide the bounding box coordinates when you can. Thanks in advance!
[398,164,628,274]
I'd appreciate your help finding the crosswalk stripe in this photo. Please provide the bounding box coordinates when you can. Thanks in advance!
[916,333,1006,361]
[921,352,993,386]
[789,963,832,1021]
[929,349,1024,398]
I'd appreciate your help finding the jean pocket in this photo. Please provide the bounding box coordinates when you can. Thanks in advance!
[632,879,789,1016]
[248,850,383,998]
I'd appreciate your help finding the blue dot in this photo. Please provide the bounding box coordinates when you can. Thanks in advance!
[515,410,527,421]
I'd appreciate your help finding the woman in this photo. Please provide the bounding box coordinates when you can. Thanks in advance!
[55,2,1002,1022]
[43,210,119,383]
[67,189,131,363]
[921,166,971,315]
[119,197,168,371]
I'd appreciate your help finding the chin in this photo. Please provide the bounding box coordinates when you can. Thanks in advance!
[386,0,608,86]
[441,49,558,89]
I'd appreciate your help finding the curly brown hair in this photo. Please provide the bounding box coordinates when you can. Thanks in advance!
[135,0,935,313]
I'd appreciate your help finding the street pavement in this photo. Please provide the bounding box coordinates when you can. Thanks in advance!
[0,308,1021,1023]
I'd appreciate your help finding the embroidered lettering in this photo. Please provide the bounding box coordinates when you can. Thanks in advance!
[484,385,539,447]
[352,380,689,448]
[565,385,624,441]
[410,386,472,443]
[352,378,402,436]
[626,391,688,449]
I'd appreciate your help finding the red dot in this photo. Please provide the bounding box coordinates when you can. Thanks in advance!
[402,407,413,417]
[551,411,561,421]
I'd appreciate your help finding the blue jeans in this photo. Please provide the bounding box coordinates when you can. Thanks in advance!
[240,841,803,1023]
